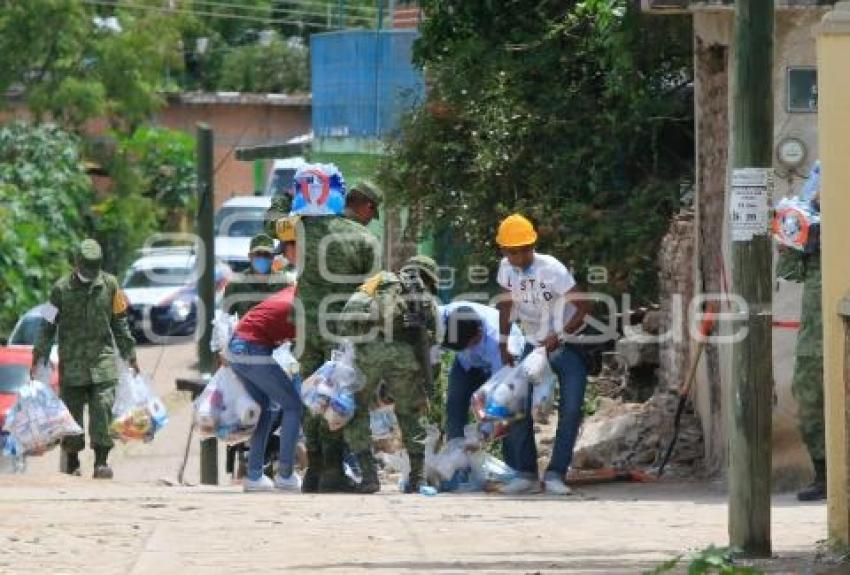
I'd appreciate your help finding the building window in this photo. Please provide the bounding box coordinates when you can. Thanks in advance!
[788,67,818,113]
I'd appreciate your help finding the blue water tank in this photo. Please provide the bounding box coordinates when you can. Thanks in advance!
[311,30,425,139]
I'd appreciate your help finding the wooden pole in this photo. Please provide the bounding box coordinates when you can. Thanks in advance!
[196,123,218,486]
[728,0,774,557]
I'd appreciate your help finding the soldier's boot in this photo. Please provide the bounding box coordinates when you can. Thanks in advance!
[352,451,380,494]
[93,447,113,480]
[403,453,425,494]
[63,450,81,477]
[798,459,827,501]
[318,442,355,493]
[302,449,322,493]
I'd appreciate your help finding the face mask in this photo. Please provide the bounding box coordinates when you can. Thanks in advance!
[252,257,272,274]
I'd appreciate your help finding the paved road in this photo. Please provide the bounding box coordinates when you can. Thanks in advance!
[1,342,836,574]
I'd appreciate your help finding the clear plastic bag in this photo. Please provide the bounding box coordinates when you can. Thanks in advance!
[272,342,300,378]
[210,311,237,353]
[370,404,399,441]
[300,342,365,430]
[110,366,168,443]
[0,432,25,474]
[531,371,556,422]
[469,451,517,489]
[2,380,82,456]
[194,366,262,444]
[471,366,529,422]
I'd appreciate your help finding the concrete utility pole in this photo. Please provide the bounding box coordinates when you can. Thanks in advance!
[196,123,218,485]
[727,0,774,557]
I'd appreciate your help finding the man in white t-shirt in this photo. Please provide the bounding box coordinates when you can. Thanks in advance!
[494,213,591,495]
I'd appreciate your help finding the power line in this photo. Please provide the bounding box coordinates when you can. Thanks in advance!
[183,0,377,23]
[82,0,347,28]
[187,0,378,17]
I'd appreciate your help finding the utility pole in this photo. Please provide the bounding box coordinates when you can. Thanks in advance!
[196,123,218,485]
[728,0,774,557]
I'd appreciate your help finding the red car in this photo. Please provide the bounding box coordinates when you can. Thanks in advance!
[0,346,59,429]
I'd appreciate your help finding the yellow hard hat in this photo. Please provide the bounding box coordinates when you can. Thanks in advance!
[495,214,537,247]
[275,216,299,242]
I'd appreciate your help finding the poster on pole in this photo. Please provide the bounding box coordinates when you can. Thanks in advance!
[730,168,773,242]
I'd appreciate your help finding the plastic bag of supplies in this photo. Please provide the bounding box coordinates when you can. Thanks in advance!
[210,311,238,354]
[110,366,168,442]
[1,379,82,456]
[300,342,365,431]
[194,366,261,444]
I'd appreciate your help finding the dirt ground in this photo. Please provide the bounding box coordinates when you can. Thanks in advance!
[0,342,841,575]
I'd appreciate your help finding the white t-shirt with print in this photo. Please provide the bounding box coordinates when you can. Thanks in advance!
[496,253,577,345]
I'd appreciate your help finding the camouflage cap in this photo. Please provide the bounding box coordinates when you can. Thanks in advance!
[77,238,103,272]
[249,233,275,255]
[349,180,383,206]
[401,254,438,287]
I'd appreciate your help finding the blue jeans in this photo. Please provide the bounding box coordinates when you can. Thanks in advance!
[446,360,490,440]
[228,336,303,481]
[503,343,588,479]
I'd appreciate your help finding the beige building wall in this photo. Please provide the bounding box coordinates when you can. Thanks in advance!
[690,7,828,488]
[155,95,311,209]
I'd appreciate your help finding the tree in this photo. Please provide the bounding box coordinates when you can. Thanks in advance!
[0,0,185,133]
[380,0,693,302]
[0,122,95,334]
[218,34,309,93]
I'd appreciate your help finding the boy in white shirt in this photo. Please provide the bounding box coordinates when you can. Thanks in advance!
[495,214,591,495]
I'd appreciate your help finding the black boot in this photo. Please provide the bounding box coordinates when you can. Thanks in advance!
[352,451,380,494]
[302,450,322,493]
[318,442,355,493]
[798,459,826,502]
[63,450,81,477]
[93,447,113,480]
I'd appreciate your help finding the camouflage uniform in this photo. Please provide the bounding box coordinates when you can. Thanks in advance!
[33,240,137,471]
[778,248,824,494]
[297,215,379,490]
[340,269,437,492]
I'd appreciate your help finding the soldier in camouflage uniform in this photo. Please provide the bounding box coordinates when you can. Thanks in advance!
[339,255,439,493]
[31,239,138,479]
[778,245,824,501]
[344,180,382,227]
[222,233,292,318]
[298,208,380,492]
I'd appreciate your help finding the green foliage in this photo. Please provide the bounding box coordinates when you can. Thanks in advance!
[218,34,309,93]
[646,546,763,575]
[0,0,184,133]
[119,126,197,213]
[0,122,94,335]
[380,0,693,303]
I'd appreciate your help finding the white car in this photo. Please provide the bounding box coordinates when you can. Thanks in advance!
[265,156,307,197]
[122,247,231,340]
[214,196,273,273]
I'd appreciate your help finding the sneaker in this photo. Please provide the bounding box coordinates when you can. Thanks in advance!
[499,476,542,494]
[543,475,572,495]
[243,475,275,492]
[274,473,302,492]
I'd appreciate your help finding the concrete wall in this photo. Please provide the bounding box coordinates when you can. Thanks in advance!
[155,96,311,209]
[690,8,826,488]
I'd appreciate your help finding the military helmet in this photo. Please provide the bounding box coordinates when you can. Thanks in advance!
[400,254,439,287]
[249,233,275,255]
[349,180,383,206]
[76,238,103,274]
